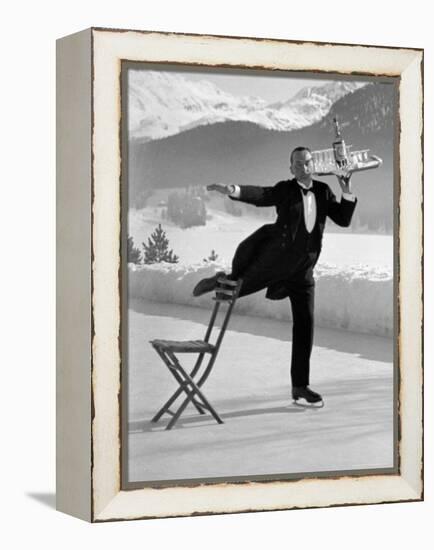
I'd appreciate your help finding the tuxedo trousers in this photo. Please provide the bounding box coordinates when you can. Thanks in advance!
[230,226,316,387]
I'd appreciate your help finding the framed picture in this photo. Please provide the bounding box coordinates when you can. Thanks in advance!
[56,27,423,522]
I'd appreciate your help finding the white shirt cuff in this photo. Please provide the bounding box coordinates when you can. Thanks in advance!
[342,192,356,202]
[229,185,241,198]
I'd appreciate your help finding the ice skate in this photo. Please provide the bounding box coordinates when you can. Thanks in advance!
[292,386,324,408]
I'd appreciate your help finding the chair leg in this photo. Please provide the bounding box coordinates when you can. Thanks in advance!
[151,349,206,422]
[151,347,223,429]
[163,367,207,430]
[184,374,223,426]
[166,362,223,430]
[152,384,207,422]
[155,369,201,426]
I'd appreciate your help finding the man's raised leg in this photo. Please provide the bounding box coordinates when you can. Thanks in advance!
[193,224,272,297]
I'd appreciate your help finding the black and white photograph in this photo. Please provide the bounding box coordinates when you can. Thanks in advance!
[123,64,397,485]
[3,0,430,543]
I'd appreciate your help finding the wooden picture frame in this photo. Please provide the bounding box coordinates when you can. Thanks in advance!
[56,27,423,522]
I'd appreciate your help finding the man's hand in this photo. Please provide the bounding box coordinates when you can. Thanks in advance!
[337,173,352,194]
[207,183,235,195]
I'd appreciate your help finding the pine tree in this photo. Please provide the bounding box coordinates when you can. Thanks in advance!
[127,235,141,264]
[203,249,219,263]
[142,224,179,264]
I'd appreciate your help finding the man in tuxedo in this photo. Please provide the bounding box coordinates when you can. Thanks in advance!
[193,146,357,405]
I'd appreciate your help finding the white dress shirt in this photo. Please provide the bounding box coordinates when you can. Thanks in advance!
[297,181,316,233]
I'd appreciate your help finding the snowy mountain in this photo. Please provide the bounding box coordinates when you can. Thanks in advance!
[128,82,395,233]
[317,81,395,136]
[270,81,367,123]
[128,70,366,141]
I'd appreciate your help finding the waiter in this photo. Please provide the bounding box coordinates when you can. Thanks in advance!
[193,146,357,406]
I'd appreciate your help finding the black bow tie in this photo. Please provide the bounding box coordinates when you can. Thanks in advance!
[299,185,313,196]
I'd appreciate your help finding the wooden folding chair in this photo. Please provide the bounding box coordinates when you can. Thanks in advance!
[150,276,242,430]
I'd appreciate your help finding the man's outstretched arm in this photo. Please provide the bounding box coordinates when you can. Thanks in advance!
[207,182,282,207]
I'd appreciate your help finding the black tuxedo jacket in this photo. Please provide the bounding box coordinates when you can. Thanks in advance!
[230,178,357,296]
[233,178,356,245]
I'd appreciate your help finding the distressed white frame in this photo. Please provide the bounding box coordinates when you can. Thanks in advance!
[57,27,423,522]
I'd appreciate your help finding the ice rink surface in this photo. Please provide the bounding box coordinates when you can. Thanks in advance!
[127,300,394,483]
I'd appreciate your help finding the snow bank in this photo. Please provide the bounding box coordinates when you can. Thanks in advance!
[128,261,393,337]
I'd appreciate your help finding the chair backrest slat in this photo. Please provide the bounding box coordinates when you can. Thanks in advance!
[216,277,238,287]
[212,288,233,296]
[204,301,220,342]
[204,277,242,352]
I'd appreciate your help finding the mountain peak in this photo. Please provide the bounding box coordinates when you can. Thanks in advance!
[128,71,367,141]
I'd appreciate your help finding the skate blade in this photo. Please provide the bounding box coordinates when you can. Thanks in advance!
[293,398,324,409]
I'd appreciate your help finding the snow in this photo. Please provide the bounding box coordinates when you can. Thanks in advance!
[126,193,394,484]
[127,197,394,484]
[129,260,393,337]
[127,300,393,482]
[129,207,393,269]
[128,70,366,140]
[124,24,393,495]
[129,208,393,337]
